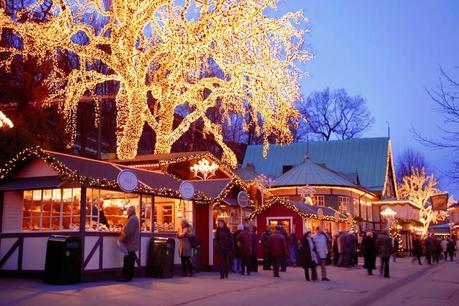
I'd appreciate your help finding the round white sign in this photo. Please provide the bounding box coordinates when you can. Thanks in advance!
[180,181,195,200]
[117,170,139,193]
[237,191,249,208]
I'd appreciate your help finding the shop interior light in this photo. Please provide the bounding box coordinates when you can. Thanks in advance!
[190,158,219,180]
[0,111,13,129]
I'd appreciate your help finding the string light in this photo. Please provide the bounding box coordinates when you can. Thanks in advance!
[0,0,311,167]
[0,111,13,129]
[249,197,349,223]
[398,168,447,237]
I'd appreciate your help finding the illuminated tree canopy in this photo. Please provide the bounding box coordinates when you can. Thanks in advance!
[398,167,447,236]
[0,0,310,166]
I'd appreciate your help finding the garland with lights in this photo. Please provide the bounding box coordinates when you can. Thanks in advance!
[389,219,404,253]
[0,146,222,202]
[248,197,349,222]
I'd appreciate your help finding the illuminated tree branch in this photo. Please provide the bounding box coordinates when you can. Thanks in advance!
[0,0,310,166]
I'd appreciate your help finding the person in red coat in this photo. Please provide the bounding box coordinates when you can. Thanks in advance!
[269,225,288,277]
[237,224,253,275]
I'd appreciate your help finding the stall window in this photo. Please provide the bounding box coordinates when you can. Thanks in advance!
[154,197,192,232]
[313,195,325,207]
[141,195,153,232]
[267,218,291,233]
[338,196,350,213]
[22,188,81,231]
[85,188,140,232]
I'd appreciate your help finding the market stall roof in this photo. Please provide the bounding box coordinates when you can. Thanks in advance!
[249,197,348,222]
[272,157,360,189]
[190,178,232,199]
[0,176,64,191]
[429,222,451,234]
[242,137,393,194]
[0,147,188,199]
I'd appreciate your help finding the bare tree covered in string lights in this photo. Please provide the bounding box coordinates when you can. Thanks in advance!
[0,0,311,166]
[398,167,447,237]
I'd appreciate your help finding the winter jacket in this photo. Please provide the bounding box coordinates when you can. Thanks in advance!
[413,238,423,256]
[312,232,329,260]
[215,226,233,252]
[376,234,392,258]
[362,235,376,258]
[298,235,317,267]
[440,239,448,252]
[237,229,253,257]
[120,214,140,252]
[269,232,288,257]
[177,225,193,257]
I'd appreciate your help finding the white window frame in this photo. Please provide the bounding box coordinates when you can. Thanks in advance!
[313,195,325,207]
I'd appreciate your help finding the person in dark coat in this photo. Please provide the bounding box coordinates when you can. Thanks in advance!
[447,238,456,262]
[280,227,289,272]
[412,236,423,265]
[424,235,434,265]
[215,219,233,279]
[260,228,272,270]
[362,231,377,275]
[237,224,253,275]
[251,226,259,272]
[299,231,318,281]
[268,225,288,277]
[288,230,298,266]
[332,234,340,266]
[432,237,441,264]
[232,225,242,272]
[347,232,357,267]
[376,231,392,278]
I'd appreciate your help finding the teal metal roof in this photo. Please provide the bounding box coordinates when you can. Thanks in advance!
[242,137,390,192]
[273,158,357,188]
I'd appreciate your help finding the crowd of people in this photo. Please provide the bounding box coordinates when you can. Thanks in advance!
[412,234,457,265]
[175,218,458,282]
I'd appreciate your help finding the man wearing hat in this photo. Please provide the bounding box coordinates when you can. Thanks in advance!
[268,225,288,277]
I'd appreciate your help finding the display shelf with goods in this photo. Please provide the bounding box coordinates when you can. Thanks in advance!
[154,197,193,233]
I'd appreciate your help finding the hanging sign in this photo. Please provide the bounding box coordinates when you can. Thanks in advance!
[180,181,195,200]
[237,191,249,208]
[431,193,448,211]
[117,169,138,193]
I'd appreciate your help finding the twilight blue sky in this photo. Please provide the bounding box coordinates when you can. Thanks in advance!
[275,0,459,196]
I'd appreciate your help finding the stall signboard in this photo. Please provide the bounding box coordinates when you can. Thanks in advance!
[237,191,249,208]
[431,193,448,211]
[180,181,195,200]
[117,170,138,193]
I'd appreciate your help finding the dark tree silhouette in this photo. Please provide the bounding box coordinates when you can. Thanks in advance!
[395,148,430,184]
[413,67,459,183]
[296,88,374,141]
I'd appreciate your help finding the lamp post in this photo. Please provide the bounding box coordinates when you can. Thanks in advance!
[381,207,397,230]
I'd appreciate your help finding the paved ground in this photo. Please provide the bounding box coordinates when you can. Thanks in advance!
[0,257,458,306]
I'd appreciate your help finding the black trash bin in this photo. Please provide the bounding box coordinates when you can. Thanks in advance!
[43,235,82,285]
[147,237,175,278]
